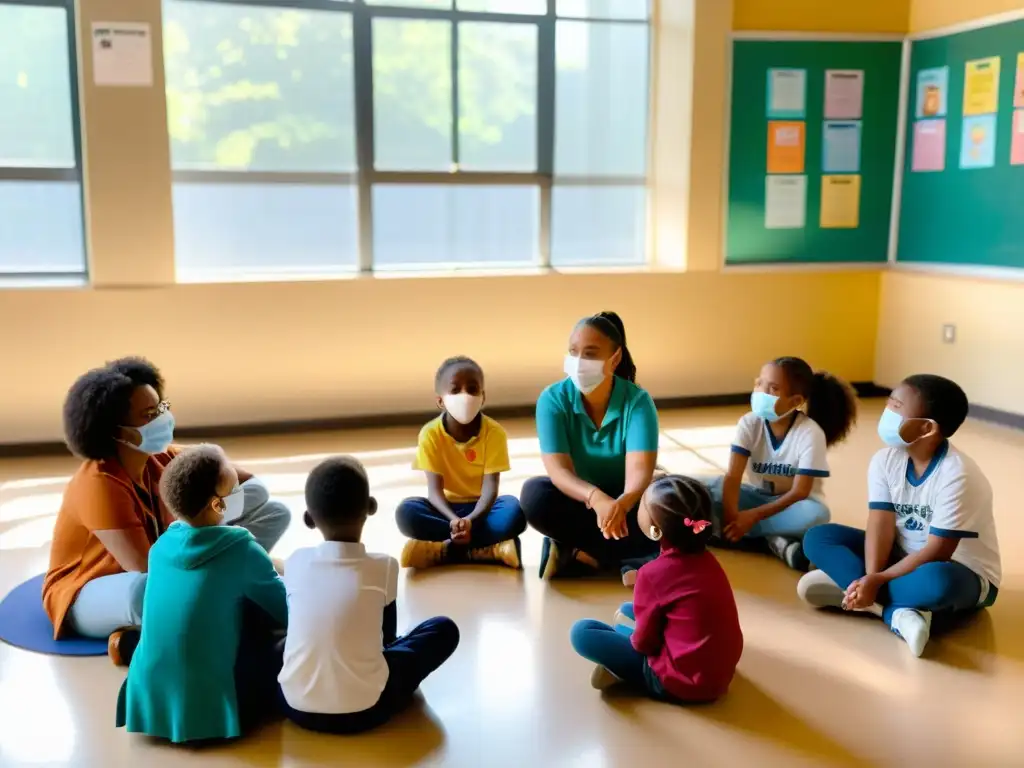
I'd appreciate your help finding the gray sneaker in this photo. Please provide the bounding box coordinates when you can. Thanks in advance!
[765,535,810,571]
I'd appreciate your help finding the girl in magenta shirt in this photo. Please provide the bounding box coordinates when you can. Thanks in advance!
[569,475,743,702]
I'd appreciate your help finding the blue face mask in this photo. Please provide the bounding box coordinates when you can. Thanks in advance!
[122,411,175,455]
[877,408,909,447]
[750,391,782,422]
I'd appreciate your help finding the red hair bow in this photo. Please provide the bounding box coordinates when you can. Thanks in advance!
[685,518,710,534]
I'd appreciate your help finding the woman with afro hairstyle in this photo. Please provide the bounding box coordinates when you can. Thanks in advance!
[42,357,291,662]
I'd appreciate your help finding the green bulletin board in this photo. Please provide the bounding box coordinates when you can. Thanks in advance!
[898,18,1024,268]
[726,38,903,265]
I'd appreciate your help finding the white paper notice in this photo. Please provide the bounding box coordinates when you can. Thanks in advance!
[92,22,153,87]
[768,69,807,117]
[765,175,807,229]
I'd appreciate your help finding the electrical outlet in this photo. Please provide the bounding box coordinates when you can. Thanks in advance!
[942,324,957,344]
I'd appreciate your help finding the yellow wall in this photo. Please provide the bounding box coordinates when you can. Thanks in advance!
[874,0,1024,413]
[909,0,1024,30]
[0,0,884,445]
[733,0,911,33]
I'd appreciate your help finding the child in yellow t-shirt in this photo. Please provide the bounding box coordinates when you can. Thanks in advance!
[396,356,525,570]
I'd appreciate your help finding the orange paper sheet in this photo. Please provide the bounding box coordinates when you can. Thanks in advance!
[766,121,806,174]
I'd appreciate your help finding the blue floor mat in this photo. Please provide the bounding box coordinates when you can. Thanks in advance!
[0,574,107,656]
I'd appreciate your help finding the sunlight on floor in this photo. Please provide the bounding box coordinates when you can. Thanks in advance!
[2,407,1024,766]
[0,653,76,764]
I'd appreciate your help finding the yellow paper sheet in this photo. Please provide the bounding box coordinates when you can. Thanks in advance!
[1014,52,1024,108]
[820,175,861,229]
[964,57,1001,116]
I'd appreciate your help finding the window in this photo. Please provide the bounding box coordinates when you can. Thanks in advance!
[371,18,452,172]
[164,1,358,280]
[552,17,648,265]
[0,1,84,277]
[165,0,650,277]
[555,0,649,21]
[458,22,538,172]
[373,185,539,268]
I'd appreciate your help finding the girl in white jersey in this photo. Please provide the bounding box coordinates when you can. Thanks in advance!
[704,357,858,571]
[799,375,1000,658]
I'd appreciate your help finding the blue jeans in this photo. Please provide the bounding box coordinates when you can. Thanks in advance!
[570,604,664,698]
[67,477,291,639]
[703,476,830,539]
[395,495,526,548]
[803,523,996,626]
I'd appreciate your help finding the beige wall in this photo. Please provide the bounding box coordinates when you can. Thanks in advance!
[874,0,1024,413]
[0,0,883,445]
[876,271,1024,412]
[78,0,174,287]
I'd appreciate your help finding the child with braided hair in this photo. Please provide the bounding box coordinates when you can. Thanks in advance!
[569,475,743,703]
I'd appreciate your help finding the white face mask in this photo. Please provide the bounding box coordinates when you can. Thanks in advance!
[442,393,483,425]
[221,485,245,524]
[564,354,607,395]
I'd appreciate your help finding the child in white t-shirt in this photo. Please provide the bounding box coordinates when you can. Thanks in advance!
[278,457,460,733]
[799,375,1000,658]
[703,357,858,571]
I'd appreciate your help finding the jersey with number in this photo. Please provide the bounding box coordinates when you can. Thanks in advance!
[868,442,1000,588]
[729,411,829,499]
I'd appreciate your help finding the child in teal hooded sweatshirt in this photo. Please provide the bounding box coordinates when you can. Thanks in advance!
[115,444,288,743]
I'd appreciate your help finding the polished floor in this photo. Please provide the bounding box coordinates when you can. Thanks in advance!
[1,403,1023,767]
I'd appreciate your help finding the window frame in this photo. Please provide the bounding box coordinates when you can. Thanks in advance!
[165,0,651,275]
[0,0,86,280]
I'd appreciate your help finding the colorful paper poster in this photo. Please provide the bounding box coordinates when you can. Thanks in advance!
[767,68,806,118]
[912,119,946,172]
[916,66,948,118]
[766,121,806,174]
[963,57,1001,115]
[1011,109,1024,165]
[765,175,807,229]
[959,114,997,169]
[822,121,861,173]
[820,175,861,229]
[824,70,865,119]
[1014,53,1024,108]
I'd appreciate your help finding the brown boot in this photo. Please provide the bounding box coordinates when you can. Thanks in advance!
[108,627,141,667]
[467,538,522,570]
[400,540,447,569]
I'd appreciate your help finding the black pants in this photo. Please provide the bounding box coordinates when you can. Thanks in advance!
[282,616,460,735]
[235,601,287,733]
[520,477,660,568]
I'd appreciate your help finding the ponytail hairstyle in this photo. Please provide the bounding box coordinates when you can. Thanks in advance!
[579,311,637,383]
[645,474,714,555]
[773,356,858,447]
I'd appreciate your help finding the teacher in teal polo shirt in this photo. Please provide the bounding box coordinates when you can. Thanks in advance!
[521,312,661,582]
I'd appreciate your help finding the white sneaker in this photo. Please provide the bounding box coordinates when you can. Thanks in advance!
[613,609,636,630]
[796,570,845,609]
[890,609,932,658]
